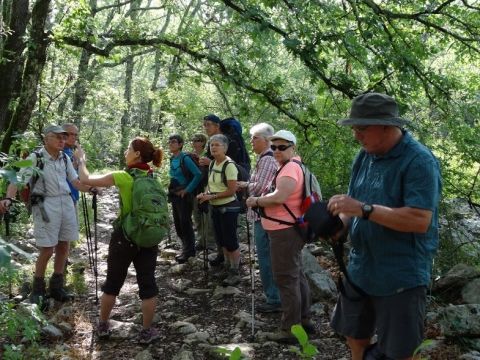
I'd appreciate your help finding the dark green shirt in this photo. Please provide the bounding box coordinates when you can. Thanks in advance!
[347,131,442,296]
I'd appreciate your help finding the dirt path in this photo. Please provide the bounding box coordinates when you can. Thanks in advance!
[64,188,350,359]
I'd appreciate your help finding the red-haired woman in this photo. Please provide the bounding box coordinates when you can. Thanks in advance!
[76,137,163,345]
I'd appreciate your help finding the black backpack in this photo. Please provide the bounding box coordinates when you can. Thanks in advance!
[220,118,251,174]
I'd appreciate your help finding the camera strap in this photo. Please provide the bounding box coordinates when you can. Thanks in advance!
[331,234,368,301]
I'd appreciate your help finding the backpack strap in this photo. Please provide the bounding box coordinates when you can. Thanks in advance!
[220,160,234,187]
[259,150,273,159]
[208,159,236,187]
[257,161,297,226]
[30,150,45,194]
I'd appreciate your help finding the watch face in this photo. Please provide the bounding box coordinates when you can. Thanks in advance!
[363,204,373,212]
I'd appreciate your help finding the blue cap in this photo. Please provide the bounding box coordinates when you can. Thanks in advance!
[203,114,221,124]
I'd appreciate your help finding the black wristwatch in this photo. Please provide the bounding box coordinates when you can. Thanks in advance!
[361,203,374,220]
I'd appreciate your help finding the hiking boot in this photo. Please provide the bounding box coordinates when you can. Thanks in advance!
[49,273,74,302]
[301,319,317,335]
[175,253,195,264]
[138,327,159,345]
[267,329,297,344]
[195,243,206,251]
[222,268,241,287]
[257,302,282,313]
[29,276,48,311]
[97,321,111,340]
[208,253,225,267]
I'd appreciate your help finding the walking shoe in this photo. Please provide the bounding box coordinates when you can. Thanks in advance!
[267,329,297,344]
[208,254,225,267]
[257,302,282,313]
[211,266,229,280]
[97,321,111,340]
[222,268,241,287]
[138,327,159,345]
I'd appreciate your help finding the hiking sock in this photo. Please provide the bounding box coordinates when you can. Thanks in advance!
[231,256,240,270]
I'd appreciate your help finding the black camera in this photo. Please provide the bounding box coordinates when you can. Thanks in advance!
[30,194,45,206]
[304,201,343,239]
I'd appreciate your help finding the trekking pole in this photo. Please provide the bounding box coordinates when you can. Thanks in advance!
[4,211,13,299]
[81,193,94,272]
[167,204,172,247]
[92,191,99,305]
[201,211,208,274]
[244,182,255,339]
[246,212,255,339]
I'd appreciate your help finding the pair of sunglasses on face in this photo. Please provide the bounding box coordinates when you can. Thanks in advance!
[270,144,293,151]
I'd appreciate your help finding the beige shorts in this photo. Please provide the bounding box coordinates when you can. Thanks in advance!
[32,195,79,247]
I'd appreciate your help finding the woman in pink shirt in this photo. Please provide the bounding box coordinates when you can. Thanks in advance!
[246,130,313,343]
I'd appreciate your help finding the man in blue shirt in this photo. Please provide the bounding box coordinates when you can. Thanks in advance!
[328,93,441,360]
[62,123,80,204]
[168,134,202,263]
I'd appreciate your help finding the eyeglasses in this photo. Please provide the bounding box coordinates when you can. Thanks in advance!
[351,125,370,133]
[192,139,204,143]
[270,144,293,151]
[67,132,78,137]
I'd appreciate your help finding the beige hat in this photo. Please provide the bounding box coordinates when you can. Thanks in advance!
[43,125,68,135]
[268,130,296,145]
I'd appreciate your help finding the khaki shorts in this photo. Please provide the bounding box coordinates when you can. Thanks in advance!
[32,195,78,247]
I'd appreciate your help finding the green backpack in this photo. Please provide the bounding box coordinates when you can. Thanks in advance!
[122,169,169,247]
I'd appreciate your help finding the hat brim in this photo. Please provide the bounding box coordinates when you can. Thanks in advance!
[268,136,296,144]
[337,117,409,127]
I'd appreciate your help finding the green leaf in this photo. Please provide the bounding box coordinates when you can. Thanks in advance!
[291,324,308,345]
[10,159,33,168]
[303,343,319,356]
[230,347,242,360]
[283,38,301,50]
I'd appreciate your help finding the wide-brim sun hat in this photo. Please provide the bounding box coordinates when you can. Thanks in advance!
[338,92,409,127]
[43,125,68,135]
[268,130,296,145]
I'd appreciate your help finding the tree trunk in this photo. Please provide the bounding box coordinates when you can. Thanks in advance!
[119,0,139,166]
[1,0,51,154]
[71,49,93,128]
[70,0,97,129]
[144,49,162,131]
[119,55,134,167]
[0,0,29,133]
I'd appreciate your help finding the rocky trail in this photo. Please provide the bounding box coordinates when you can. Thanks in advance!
[2,189,479,359]
[63,188,349,359]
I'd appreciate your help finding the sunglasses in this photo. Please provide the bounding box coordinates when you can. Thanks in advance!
[270,144,293,151]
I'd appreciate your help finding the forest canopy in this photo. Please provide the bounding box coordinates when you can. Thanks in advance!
[0,0,479,201]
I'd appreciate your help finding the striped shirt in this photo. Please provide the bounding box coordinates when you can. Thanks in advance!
[247,149,277,221]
